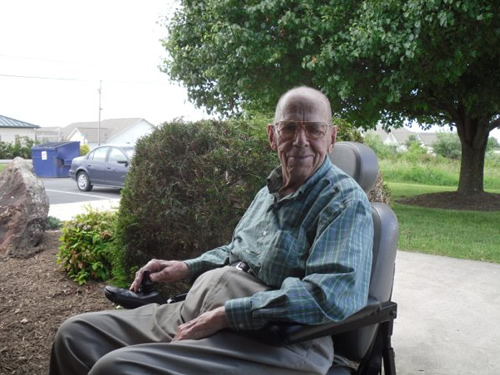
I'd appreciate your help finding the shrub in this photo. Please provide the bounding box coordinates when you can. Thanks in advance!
[334,117,364,142]
[80,144,90,156]
[111,119,278,289]
[0,137,37,159]
[405,134,422,150]
[46,216,63,230]
[57,209,115,285]
[401,142,428,163]
[432,132,461,160]
[363,133,398,159]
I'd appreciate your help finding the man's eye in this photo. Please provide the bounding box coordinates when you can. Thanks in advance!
[307,125,323,135]
[281,124,297,133]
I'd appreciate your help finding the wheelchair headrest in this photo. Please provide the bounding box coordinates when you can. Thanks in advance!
[328,142,379,193]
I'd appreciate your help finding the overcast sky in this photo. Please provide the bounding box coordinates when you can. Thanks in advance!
[0,0,208,128]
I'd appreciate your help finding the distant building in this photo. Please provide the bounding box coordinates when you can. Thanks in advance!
[366,126,438,153]
[0,115,40,143]
[35,118,156,149]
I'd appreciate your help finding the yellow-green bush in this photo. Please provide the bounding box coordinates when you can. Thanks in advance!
[57,209,115,285]
[80,144,90,156]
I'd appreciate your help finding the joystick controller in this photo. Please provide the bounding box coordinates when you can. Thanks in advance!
[104,270,166,309]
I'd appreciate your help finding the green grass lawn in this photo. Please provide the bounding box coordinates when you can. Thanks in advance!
[388,182,500,264]
[0,164,6,173]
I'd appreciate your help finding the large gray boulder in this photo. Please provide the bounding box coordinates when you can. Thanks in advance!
[0,157,50,257]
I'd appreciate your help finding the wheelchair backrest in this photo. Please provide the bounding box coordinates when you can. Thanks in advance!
[329,142,399,360]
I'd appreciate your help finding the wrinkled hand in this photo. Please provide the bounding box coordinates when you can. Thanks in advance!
[130,259,189,292]
[172,306,228,342]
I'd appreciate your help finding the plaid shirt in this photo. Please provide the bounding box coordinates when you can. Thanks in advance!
[184,157,373,330]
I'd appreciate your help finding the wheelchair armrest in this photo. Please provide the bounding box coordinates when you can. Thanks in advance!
[243,299,397,345]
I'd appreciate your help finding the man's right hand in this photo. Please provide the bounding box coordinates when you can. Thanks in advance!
[129,259,189,292]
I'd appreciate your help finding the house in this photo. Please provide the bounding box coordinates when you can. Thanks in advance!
[0,115,40,143]
[38,118,156,149]
[366,126,438,153]
[418,132,439,153]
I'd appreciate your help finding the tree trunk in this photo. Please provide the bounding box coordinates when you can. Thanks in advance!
[455,116,489,194]
[458,142,486,194]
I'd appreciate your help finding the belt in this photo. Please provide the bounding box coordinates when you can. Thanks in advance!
[230,261,254,275]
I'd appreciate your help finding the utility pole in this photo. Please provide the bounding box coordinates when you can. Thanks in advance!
[98,80,102,146]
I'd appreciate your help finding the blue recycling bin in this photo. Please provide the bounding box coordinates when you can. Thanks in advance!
[31,141,81,177]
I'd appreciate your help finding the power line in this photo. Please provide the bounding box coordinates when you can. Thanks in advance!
[0,72,172,87]
[0,72,93,82]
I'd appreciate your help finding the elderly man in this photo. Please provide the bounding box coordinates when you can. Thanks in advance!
[50,86,373,375]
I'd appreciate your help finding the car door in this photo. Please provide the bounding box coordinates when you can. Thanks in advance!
[86,146,109,184]
[104,146,130,187]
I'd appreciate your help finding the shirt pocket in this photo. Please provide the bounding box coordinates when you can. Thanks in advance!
[258,228,308,287]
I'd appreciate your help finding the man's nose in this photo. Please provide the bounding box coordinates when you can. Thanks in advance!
[293,127,310,145]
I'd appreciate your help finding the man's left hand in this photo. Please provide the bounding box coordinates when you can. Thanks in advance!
[172,306,228,341]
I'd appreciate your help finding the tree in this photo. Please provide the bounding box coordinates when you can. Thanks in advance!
[162,0,500,195]
[405,134,422,150]
[433,133,462,160]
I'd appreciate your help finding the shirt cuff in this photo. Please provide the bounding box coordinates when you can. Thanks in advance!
[225,297,266,331]
[183,259,202,279]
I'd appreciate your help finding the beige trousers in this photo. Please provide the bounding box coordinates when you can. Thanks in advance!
[50,266,334,375]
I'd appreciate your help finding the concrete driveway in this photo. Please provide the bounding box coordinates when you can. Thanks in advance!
[392,251,500,375]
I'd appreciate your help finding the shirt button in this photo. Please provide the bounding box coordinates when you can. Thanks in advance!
[262,231,267,236]
[239,323,245,329]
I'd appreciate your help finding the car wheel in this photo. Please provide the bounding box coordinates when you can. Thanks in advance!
[77,171,93,191]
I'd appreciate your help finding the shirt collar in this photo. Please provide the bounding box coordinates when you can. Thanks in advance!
[266,156,333,196]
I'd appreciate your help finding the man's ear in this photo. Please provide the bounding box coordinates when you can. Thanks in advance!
[328,126,338,153]
[267,124,278,151]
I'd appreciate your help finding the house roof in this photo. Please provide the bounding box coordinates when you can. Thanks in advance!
[0,114,40,129]
[68,127,110,143]
[419,132,438,146]
[389,128,420,145]
[63,118,151,143]
[36,126,60,132]
[366,126,441,148]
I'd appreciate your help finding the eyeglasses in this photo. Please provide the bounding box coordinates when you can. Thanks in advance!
[274,121,329,140]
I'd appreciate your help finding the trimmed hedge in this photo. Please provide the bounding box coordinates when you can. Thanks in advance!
[112,119,278,287]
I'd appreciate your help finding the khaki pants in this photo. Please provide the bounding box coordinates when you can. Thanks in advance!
[50,266,334,375]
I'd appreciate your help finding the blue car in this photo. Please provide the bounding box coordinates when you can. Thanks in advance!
[69,145,135,191]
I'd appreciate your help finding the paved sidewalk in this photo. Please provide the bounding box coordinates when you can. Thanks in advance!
[49,199,120,221]
[392,251,500,375]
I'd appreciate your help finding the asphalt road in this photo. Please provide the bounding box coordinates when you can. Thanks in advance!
[41,177,121,205]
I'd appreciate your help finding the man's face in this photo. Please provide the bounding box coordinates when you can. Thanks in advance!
[268,94,337,193]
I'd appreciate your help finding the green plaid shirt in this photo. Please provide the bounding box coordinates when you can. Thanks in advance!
[184,157,373,330]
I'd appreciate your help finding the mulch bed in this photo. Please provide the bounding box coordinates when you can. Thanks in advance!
[0,230,114,375]
[397,191,500,211]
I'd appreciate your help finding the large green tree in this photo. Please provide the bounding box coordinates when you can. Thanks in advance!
[162,0,500,194]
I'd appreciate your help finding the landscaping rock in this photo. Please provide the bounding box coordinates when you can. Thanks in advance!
[0,157,49,257]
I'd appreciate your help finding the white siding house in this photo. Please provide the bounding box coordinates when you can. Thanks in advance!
[0,115,40,143]
[366,126,438,153]
[63,118,155,149]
